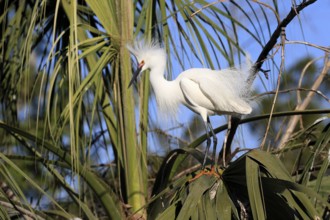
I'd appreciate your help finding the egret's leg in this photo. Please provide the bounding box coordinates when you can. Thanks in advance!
[222,116,232,166]
[218,116,241,166]
[207,118,217,166]
[202,121,211,169]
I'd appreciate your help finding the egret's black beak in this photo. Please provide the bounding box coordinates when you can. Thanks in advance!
[128,61,144,88]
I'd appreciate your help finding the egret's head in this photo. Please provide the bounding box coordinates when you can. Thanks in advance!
[127,40,166,88]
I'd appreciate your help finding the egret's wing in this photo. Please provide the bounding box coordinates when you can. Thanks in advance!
[179,69,252,115]
[197,72,252,114]
[179,77,215,110]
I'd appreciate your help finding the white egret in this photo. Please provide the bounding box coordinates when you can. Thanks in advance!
[127,41,253,169]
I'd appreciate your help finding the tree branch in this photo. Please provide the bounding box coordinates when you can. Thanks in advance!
[248,0,318,84]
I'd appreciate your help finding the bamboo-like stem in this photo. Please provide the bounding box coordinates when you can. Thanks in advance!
[118,1,147,217]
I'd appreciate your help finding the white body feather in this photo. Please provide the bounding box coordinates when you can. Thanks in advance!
[128,41,253,122]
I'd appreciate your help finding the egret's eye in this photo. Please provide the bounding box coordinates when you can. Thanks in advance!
[138,60,145,68]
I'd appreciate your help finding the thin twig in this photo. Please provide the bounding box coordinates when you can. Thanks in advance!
[0,200,44,220]
[254,87,330,103]
[148,127,189,146]
[285,41,330,53]
[190,0,227,17]
[297,57,324,104]
[252,0,281,24]
[260,27,286,149]
[172,164,201,180]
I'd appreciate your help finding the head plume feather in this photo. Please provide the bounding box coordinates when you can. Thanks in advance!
[126,39,166,62]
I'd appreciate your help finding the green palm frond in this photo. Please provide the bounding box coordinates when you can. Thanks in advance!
[151,150,327,219]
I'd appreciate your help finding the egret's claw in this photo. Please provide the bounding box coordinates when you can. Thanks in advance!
[189,166,221,183]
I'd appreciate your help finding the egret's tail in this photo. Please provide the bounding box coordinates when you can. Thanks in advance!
[244,52,257,90]
[239,52,255,108]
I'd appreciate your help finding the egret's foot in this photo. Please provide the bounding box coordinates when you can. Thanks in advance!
[189,166,221,183]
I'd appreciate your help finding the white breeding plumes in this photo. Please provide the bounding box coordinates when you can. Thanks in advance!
[128,40,254,168]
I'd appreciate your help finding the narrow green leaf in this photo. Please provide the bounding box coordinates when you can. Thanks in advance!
[202,187,217,220]
[84,0,119,36]
[314,154,330,194]
[262,178,324,218]
[216,181,234,220]
[155,202,178,220]
[246,157,266,220]
[197,198,205,220]
[177,175,217,220]
[309,175,330,195]
[248,150,292,180]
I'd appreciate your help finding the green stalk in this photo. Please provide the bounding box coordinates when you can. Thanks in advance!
[117,0,146,216]
[139,0,156,201]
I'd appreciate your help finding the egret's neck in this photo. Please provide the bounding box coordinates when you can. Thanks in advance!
[149,64,174,95]
[149,65,182,117]
[149,63,168,83]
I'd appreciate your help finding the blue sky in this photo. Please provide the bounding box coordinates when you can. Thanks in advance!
[276,0,330,74]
